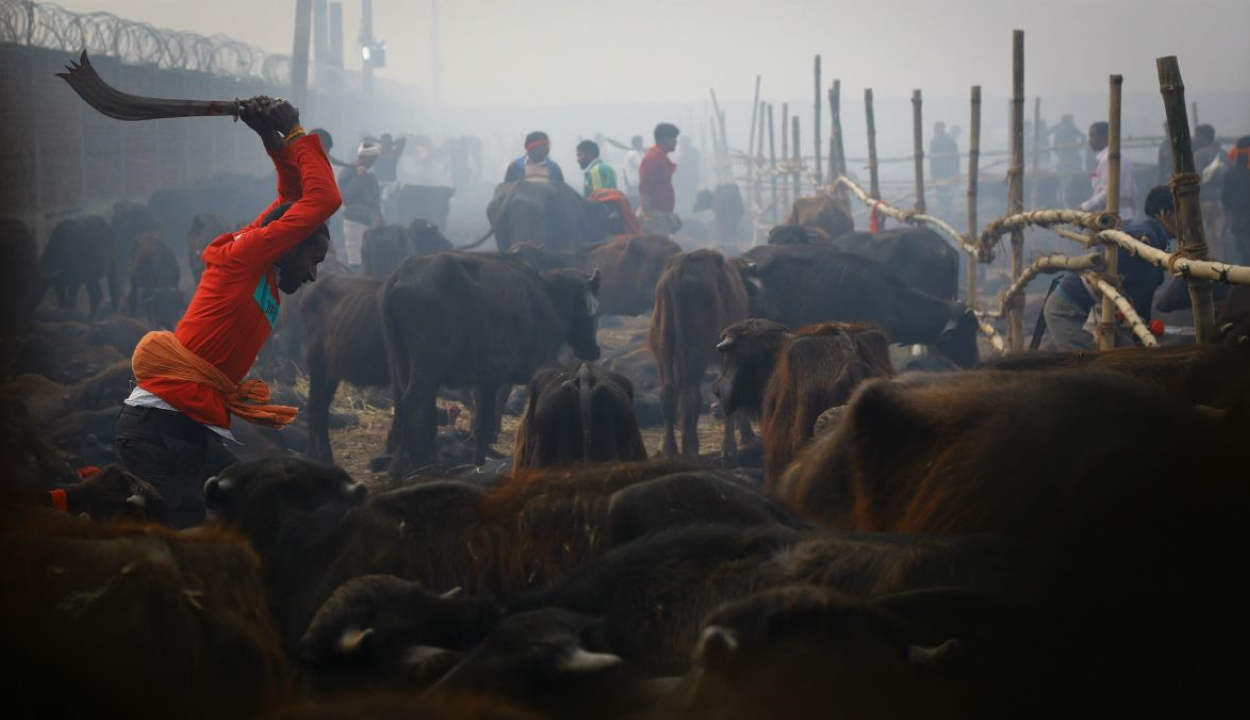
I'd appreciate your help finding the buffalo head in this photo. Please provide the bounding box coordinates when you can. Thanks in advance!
[542,267,601,362]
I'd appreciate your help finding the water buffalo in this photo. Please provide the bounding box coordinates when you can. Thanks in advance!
[125,233,181,319]
[716,321,895,483]
[381,252,601,471]
[361,219,453,278]
[826,227,960,301]
[466,180,609,253]
[649,250,758,460]
[743,243,979,367]
[509,234,682,317]
[783,193,855,241]
[40,216,119,320]
[381,184,456,232]
[512,363,647,470]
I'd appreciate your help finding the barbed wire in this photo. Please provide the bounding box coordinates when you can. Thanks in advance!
[0,0,291,85]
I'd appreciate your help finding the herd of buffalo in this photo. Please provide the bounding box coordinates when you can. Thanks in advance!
[3,176,1250,719]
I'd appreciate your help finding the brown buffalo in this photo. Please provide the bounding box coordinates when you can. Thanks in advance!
[513,363,647,470]
[784,193,855,241]
[649,250,757,460]
[186,214,229,285]
[718,321,894,484]
[382,252,601,471]
[126,232,182,319]
[0,515,290,719]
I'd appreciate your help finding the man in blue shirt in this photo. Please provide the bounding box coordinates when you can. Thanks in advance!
[1042,185,1176,350]
[505,131,565,183]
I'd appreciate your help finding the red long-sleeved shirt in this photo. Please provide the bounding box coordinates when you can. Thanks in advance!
[638,145,677,214]
[138,135,341,427]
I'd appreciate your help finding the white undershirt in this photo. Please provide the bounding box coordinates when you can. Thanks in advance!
[124,386,236,441]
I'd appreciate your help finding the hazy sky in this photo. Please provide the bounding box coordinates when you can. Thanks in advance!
[52,0,1250,106]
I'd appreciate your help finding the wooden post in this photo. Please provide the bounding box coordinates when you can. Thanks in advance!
[829,79,847,204]
[1030,95,1041,207]
[747,76,761,191]
[865,88,880,201]
[1098,75,1123,351]
[912,89,926,214]
[781,103,790,211]
[328,2,344,68]
[768,103,779,224]
[1158,56,1215,342]
[967,85,982,309]
[291,0,313,108]
[719,109,729,182]
[813,55,823,185]
[1191,100,1199,128]
[1007,29,1026,351]
[792,115,802,199]
[710,89,730,183]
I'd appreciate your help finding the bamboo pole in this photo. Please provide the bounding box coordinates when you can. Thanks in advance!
[814,55,823,185]
[791,115,802,200]
[710,88,731,184]
[1087,274,1159,347]
[1053,227,1250,285]
[1030,95,1041,207]
[981,209,1117,256]
[753,99,767,244]
[865,88,880,202]
[768,103,779,224]
[1097,75,1123,351]
[829,79,847,203]
[1158,56,1215,343]
[1007,29,1026,351]
[834,176,979,255]
[976,316,1008,353]
[966,85,982,308]
[781,103,790,212]
[747,76,761,192]
[1001,253,1105,315]
[912,89,926,214]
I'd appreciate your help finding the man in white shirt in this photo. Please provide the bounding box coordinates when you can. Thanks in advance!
[1080,121,1137,220]
[622,135,645,205]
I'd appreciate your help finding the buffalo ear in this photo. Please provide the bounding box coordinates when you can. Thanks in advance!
[588,268,601,295]
[694,625,739,672]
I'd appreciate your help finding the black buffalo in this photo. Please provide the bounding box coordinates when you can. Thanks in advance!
[40,216,118,320]
[743,243,978,367]
[465,180,609,253]
[360,219,453,278]
[826,227,960,301]
[382,252,601,471]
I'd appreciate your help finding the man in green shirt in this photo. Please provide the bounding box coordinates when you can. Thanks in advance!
[577,140,618,197]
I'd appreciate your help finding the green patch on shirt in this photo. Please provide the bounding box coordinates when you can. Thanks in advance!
[253,273,280,327]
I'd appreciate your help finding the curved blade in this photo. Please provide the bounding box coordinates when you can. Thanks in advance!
[56,50,241,121]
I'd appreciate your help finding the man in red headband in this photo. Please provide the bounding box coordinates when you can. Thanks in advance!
[1224,136,1250,264]
[505,131,565,183]
[638,122,681,234]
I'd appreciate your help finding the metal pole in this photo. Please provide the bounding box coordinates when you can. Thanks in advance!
[768,103,779,224]
[813,55,822,184]
[292,0,312,108]
[781,103,790,211]
[912,89,925,214]
[864,88,880,201]
[1098,75,1123,351]
[1158,56,1215,342]
[967,85,982,309]
[1007,30,1026,351]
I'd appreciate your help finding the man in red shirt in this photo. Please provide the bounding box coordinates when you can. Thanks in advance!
[114,97,342,527]
[638,122,682,234]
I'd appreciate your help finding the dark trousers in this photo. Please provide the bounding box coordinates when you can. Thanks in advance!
[115,405,239,528]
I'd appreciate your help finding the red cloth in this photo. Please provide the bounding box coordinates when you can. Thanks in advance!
[869,200,885,233]
[138,135,341,427]
[638,145,677,214]
[588,188,645,238]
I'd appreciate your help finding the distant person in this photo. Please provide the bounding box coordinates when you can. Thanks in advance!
[1043,185,1175,351]
[673,136,702,213]
[1080,121,1137,220]
[622,135,645,204]
[338,141,383,268]
[1221,136,1250,264]
[1051,114,1084,175]
[576,140,617,197]
[374,133,406,183]
[1034,117,1051,167]
[309,127,349,167]
[1194,124,1227,255]
[505,131,565,183]
[929,121,960,212]
[638,123,681,234]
